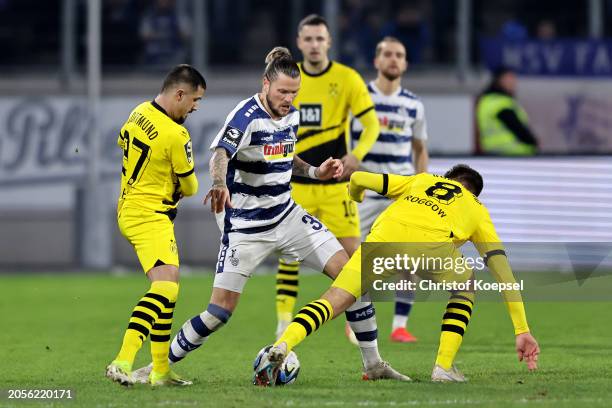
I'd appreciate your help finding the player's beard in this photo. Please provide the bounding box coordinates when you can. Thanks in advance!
[266,94,287,118]
[381,69,401,82]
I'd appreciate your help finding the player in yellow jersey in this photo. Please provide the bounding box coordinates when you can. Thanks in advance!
[275,15,382,350]
[105,64,205,387]
[256,164,540,384]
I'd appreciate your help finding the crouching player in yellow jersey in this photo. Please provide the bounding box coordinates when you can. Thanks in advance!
[105,65,205,387]
[257,164,540,384]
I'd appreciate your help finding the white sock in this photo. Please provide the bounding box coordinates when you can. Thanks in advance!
[392,314,408,330]
[345,298,382,369]
[361,345,382,369]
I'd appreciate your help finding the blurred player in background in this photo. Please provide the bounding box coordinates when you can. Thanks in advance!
[275,14,384,359]
[349,36,429,343]
[105,65,205,386]
[476,67,538,155]
[257,165,540,384]
[132,47,408,383]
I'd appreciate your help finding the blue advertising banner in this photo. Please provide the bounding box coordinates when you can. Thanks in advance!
[481,38,612,76]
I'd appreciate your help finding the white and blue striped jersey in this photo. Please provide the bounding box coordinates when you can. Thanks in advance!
[351,81,428,176]
[210,95,299,242]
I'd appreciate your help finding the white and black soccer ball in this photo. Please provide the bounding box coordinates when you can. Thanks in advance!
[276,351,300,385]
[252,345,300,386]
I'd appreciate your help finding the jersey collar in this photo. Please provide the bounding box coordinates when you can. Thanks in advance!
[150,100,180,124]
[300,61,333,77]
[370,81,402,97]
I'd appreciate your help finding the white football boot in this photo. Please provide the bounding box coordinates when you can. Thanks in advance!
[431,364,467,382]
[131,363,153,384]
[363,361,412,381]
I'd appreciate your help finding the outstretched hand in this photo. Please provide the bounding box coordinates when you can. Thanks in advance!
[316,157,343,180]
[516,332,540,371]
[203,185,233,213]
[339,153,360,181]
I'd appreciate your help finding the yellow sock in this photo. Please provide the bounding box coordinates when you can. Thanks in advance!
[276,260,300,323]
[115,281,178,369]
[148,281,179,374]
[274,299,333,352]
[435,293,474,370]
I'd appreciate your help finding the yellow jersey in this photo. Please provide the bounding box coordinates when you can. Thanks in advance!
[117,101,196,218]
[349,171,530,334]
[293,61,375,184]
[365,173,499,246]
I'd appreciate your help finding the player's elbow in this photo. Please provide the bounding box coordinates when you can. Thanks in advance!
[350,171,366,184]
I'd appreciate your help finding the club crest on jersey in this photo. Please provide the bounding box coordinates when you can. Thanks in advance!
[221,125,244,148]
[329,82,339,98]
[263,141,295,161]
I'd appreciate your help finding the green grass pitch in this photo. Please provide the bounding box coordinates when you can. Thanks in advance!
[1,272,611,408]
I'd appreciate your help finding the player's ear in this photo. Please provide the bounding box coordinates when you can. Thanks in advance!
[176,88,185,102]
[262,77,270,94]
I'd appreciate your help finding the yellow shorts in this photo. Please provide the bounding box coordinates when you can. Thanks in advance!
[291,182,360,238]
[332,230,472,298]
[118,208,179,273]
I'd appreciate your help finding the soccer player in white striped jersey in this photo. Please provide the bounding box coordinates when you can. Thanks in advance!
[131,46,409,383]
[351,36,429,343]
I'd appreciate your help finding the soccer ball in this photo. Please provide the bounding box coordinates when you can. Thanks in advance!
[252,345,300,386]
[277,350,300,385]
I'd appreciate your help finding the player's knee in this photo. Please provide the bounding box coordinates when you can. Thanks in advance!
[323,249,349,279]
[338,237,360,256]
[147,262,179,282]
[209,287,241,313]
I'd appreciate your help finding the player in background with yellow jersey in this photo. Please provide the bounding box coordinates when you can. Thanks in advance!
[105,65,205,387]
[275,15,381,346]
[259,165,540,384]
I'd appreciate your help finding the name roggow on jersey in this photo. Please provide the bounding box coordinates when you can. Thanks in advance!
[210,95,299,239]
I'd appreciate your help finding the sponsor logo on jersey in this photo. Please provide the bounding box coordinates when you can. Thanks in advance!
[379,116,407,132]
[299,104,322,127]
[263,141,295,160]
[221,125,244,148]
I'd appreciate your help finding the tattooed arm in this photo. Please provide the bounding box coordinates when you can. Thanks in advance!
[292,155,315,178]
[203,147,233,213]
[293,155,344,181]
